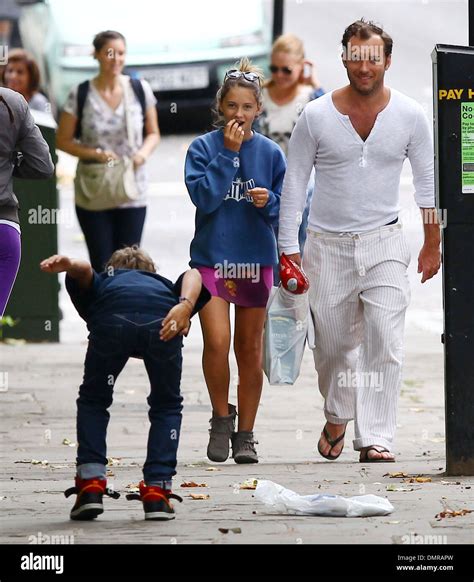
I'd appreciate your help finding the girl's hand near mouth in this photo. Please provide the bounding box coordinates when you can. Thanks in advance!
[223,119,245,152]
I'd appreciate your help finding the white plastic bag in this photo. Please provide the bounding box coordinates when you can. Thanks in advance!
[254,480,394,517]
[263,286,310,385]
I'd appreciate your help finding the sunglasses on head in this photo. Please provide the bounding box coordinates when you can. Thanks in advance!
[224,69,261,84]
[269,65,293,75]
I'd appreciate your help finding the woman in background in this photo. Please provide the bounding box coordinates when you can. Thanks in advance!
[259,34,324,156]
[259,34,325,265]
[56,30,160,273]
[2,48,50,112]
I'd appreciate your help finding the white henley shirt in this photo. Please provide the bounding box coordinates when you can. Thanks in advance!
[278,88,435,255]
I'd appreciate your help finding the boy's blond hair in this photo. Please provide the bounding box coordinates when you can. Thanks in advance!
[105,245,156,273]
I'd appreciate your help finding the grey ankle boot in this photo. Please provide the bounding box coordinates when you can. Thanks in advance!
[207,404,237,462]
[231,431,259,464]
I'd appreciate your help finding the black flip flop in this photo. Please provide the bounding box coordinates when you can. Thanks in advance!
[317,425,346,461]
[359,446,395,463]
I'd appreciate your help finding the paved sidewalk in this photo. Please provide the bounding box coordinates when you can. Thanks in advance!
[1,322,473,545]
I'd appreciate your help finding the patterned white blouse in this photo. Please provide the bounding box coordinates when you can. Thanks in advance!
[64,76,157,208]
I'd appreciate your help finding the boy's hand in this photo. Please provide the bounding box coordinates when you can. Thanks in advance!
[40,255,72,273]
[160,303,192,341]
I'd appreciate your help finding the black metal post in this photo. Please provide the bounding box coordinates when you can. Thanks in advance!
[432,44,474,476]
[470,0,474,46]
[272,0,284,41]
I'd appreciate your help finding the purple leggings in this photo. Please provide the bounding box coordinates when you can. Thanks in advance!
[0,224,21,317]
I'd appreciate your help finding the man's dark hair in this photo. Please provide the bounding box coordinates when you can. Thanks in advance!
[342,18,393,58]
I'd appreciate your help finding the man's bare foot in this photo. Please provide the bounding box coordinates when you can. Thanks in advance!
[317,421,347,459]
[359,445,395,462]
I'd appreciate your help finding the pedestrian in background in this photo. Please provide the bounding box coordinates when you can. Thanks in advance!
[0,87,54,316]
[2,49,50,112]
[56,30,160,273]
[185,58,286,464]
[258,34,325,271]
[259,33,324,156]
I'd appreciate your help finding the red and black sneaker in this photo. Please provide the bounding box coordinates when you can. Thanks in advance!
[64,477,120,521]
[126,481,183,521]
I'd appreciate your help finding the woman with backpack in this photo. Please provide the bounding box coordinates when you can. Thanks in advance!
[56,30,159,272]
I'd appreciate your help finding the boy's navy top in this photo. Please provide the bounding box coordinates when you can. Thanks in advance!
[65,269,211,328]
[185,129,286,268]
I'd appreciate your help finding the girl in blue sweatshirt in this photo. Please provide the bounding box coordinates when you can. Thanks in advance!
[185,58,286,464]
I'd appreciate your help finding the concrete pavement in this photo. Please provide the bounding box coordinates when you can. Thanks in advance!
[1,142,472,546]
[1,288,472,545]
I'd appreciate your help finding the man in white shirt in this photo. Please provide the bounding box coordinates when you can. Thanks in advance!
[278,19,441,462]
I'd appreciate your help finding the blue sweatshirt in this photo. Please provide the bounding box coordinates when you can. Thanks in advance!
[185,129,286,268]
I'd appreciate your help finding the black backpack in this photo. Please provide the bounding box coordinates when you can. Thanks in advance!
[74,76,146,139]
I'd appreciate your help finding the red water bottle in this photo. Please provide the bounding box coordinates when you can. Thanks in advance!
[279,253,310,294]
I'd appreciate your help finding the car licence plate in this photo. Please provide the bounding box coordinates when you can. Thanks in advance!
[141,66,209,91]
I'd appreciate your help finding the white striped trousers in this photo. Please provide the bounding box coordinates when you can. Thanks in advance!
[302,223,411,451]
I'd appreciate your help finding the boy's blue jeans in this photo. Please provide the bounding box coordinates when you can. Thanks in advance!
[76,313,183,485]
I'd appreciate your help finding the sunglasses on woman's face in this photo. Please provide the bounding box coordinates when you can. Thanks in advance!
[269,65,293,75]
[224,69,261,84]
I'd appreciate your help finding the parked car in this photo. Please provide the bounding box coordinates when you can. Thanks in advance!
[16,0,272,124]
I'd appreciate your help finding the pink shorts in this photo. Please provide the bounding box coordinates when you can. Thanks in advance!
[196,265,273,307]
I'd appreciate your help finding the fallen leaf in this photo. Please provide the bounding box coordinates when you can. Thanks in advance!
[125,483,140,491]
[239,479,258,490]
[107,457,122,466]
[188,494,210,500]
[440,481,462,485]
[15,459,49,466]
[405,477,432,483]
[384,472,409,478]
[435,508,473,520]
[386,484,416,492]
[62,438,76,447]
[219,527,241,534]
[180,481,207,488]
[205,467,220,472]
